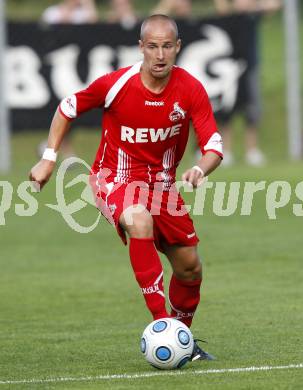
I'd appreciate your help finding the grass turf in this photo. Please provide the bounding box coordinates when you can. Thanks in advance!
[0,131,302,389]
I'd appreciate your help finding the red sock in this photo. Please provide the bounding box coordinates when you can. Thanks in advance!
[129,238,169,320]
[169,274,202,327]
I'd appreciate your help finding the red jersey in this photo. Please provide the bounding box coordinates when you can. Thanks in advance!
[59,62,223,189]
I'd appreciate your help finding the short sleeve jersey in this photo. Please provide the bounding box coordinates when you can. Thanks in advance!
[60,62,222,188]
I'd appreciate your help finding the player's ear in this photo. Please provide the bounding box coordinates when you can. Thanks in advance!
[176,39,181,54]
[139,40,144,53]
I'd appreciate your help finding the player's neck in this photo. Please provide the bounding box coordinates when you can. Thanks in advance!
[140,69,172,95]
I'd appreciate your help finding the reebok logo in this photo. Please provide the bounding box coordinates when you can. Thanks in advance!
[145,100,165,106]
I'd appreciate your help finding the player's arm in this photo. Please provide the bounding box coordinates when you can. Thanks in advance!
[29,74,110,190]
[29,109,71,190]
[182,81,223,188]
[182,151,221,189]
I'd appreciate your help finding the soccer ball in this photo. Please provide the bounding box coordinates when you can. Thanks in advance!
[140,318,194,370]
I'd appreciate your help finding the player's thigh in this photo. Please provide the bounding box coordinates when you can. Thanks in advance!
[152,190,199,251]
[119,205,153,238]
[163,244,202,280]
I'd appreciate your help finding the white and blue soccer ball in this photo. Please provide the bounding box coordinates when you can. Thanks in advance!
[140,318,194,370]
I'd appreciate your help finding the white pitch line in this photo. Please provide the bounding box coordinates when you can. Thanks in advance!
[0,363,302,385]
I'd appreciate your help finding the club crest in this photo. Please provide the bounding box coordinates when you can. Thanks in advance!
[169,102,186,122]
[108,203,117,215]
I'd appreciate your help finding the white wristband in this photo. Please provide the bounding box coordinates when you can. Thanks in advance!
[42,148,57,162]
[192,165,204,176]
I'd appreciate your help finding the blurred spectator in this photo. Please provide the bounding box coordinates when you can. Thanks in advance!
[214,0,281,14]
[152,0,192,18]
[41,0,98,24]
[107,0,137,29]
[213,0,281,166]
[39,0,99,159]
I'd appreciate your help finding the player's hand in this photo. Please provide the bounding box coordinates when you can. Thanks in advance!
[181,165,205,189]
[29,159,56,191]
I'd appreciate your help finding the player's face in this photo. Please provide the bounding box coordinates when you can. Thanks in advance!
[139,22,181,80]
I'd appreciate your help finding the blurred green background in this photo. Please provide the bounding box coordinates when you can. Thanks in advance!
[7,0,217,20]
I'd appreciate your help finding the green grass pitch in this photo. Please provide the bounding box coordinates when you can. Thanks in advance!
[0,130,302,390]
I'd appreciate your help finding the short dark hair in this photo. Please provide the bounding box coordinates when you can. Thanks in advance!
[140,14,179,40]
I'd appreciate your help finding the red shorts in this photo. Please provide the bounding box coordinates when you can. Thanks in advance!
[90,177,199,252]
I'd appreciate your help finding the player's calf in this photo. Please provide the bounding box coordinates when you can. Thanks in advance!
[169,275,201,327]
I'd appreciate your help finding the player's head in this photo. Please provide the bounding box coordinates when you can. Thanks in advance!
[139,15,181,80]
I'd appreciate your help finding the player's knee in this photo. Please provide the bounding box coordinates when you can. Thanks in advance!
[186,259,202,280]
[132,214,153,237]
[121,207,153,238]
[191,260,202,279]
[177,253,202,280]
